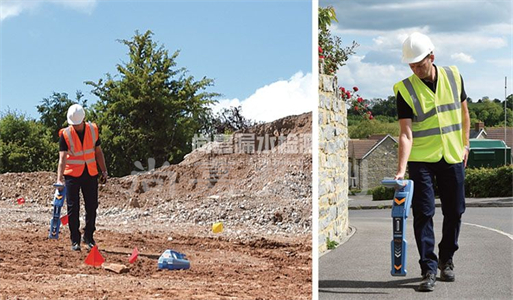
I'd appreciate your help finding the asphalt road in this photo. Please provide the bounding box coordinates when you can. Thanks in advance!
[319,207,513,299]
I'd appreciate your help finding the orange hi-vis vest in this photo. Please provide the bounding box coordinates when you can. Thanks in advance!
[59,122,99,177]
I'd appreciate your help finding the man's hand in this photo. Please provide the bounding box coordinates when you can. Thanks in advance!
[55,180,65,191]
[394,173,405,180]
[463,146,469,168]
[99,171,108,184]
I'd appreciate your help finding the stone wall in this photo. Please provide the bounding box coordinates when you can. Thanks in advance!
[318,74,349,254]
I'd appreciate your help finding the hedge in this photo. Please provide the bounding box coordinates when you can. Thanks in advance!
[465,165,512,198]
[370,165,513,200]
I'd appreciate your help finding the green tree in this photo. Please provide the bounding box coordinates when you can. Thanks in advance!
[37,91,88,142]
[348,119,400,139]
[370,96,397,119]
[0,110,57,173]
[469,98,504,127]
[318,6,358,75]
[86,30,219,176]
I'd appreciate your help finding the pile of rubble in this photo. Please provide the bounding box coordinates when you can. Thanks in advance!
[0,112,312,239]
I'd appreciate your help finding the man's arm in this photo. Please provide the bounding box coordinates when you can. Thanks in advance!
[57,151,67,185]
[461,100,470,167]
[95,145,108,176]
[395,118,413,180]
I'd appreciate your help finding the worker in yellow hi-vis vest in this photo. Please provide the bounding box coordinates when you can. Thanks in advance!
[393,32,470,292]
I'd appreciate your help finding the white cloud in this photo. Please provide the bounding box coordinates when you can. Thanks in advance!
[0,0,97,22]
[451,53,475,64]
[335,55,411,100]
[213,72,314,123]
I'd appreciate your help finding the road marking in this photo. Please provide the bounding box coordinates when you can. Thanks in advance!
[463,222,513,240]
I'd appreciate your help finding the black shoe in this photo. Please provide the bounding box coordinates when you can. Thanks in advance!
[439,259,455,282]
[71,242,81,251]
[419,273,436,292]
[82,235,96,250]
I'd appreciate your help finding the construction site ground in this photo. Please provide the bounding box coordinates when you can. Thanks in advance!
[0,113,313,300]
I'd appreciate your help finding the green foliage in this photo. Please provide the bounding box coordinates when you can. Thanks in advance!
[342,86,373,119]
[326,237,339,250]
[370,96,397,119]
[349,188,361,195]
[371,185,395,201]
[86,30,219,177]
[318,6,358,75]
[349,119,400,139]
[37,91,88,142]
[468,96,513,127]
[0,110,57,173]
[465,165,513,197]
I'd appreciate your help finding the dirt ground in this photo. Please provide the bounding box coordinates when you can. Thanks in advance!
[0,113,312,300]
[0,215,311,300]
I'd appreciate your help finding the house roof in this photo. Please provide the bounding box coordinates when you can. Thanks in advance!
[349,135,397,160]
[485,127,513,148]
[469,129,486,139]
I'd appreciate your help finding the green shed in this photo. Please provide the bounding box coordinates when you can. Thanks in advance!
[468,139,511,168]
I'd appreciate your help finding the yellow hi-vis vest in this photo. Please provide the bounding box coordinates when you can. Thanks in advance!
[59,122,99,177]
[393,66,464,164]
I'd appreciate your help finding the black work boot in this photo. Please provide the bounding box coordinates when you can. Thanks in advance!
[71,242,81,251]
[419,273,436,292]
[82,234,96,251]
[439,259,455,282]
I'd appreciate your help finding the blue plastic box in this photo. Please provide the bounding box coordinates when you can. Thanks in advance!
[158,250,190,270]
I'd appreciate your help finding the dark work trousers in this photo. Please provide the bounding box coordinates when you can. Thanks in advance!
[408,158,466,276]
[65,169,98,244]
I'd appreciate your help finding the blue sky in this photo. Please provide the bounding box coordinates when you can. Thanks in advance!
[320,0,512,102]
[0,0,313,122]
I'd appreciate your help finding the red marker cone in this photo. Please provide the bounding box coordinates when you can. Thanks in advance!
[84,245,105,267]
[129,247,139,264]
[17,198,25,205]
[60,215,68,226]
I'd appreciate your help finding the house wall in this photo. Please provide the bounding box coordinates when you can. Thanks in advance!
[359,138,398,192]
[318,74,349,254]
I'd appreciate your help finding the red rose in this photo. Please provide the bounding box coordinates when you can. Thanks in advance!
[369,115,374,120]
[354,106,358,111]
[319,46,323,53]
[353,86,359,92]
[346,91,351,98]
[319,55,324,59]
[357,97,363,103]
[341,87,345,93]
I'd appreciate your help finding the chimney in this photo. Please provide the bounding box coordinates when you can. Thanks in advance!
[474,122,484,131]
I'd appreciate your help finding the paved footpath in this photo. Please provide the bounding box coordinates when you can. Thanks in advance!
[319,204,513,300]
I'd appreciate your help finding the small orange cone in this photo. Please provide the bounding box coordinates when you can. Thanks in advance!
[60,215,69,226]
[84,245,105,267]
[129,247,139,264]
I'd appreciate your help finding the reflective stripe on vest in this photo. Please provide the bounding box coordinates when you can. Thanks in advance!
[62,122,99,177]
[394,65,464,163]
[402,66,461,125]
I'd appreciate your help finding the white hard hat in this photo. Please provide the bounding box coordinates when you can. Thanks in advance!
[67,104,85,125]
[401,32,435,63]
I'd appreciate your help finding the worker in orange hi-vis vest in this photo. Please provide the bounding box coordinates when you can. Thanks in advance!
[56,104,108,252]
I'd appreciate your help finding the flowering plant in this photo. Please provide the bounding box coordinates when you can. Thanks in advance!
[339,86,373,119]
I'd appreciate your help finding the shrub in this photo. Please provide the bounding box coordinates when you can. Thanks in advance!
[371,186,395,201]
[326,237,339,250]
[465,165,513,197]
